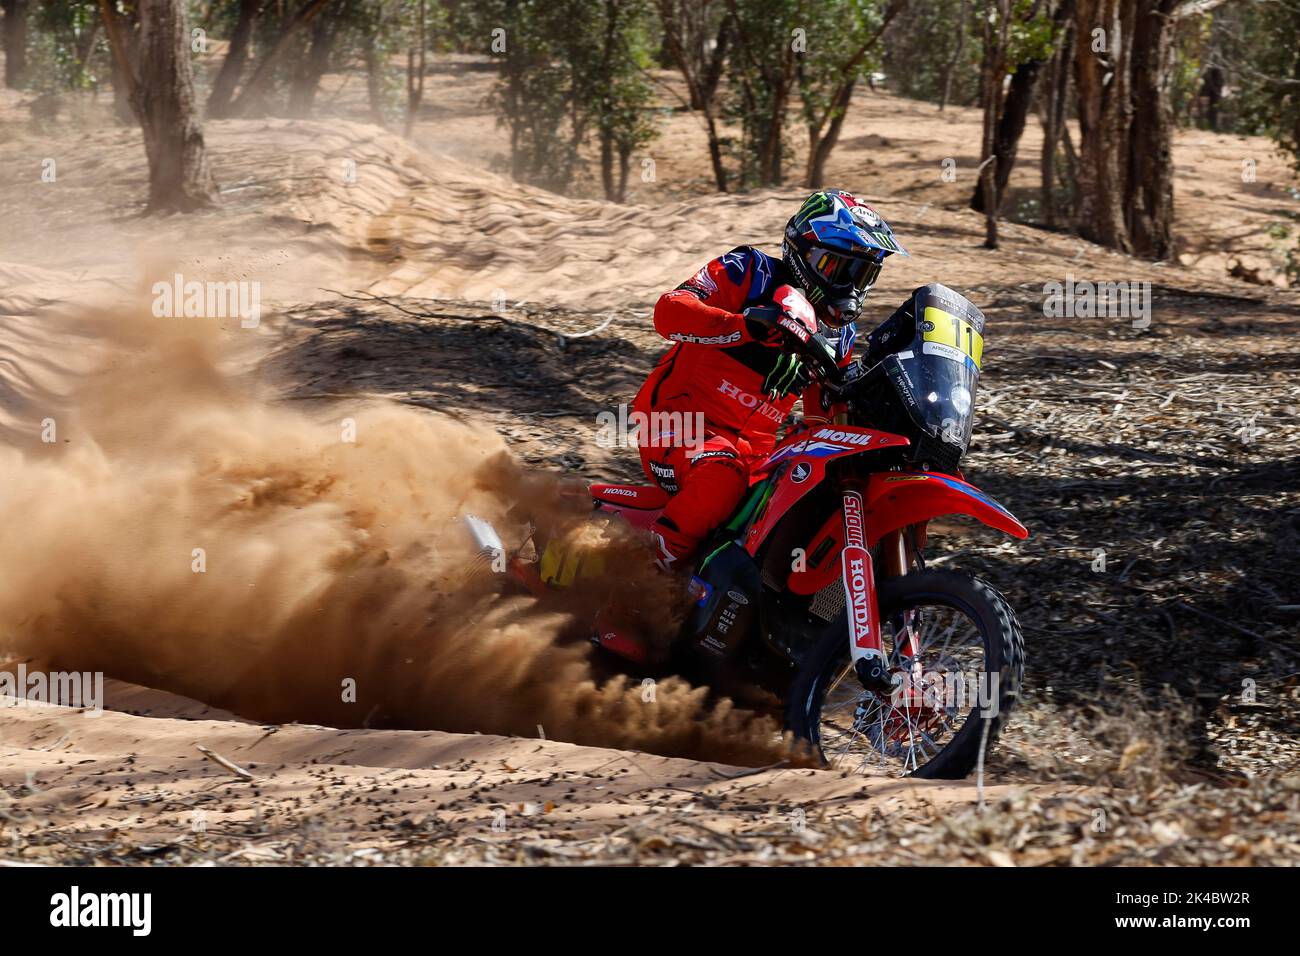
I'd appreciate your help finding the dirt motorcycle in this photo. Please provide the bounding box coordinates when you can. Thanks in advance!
[462,282,1027,778]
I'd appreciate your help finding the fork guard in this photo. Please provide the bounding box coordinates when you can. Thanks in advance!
[861,471,1028,547]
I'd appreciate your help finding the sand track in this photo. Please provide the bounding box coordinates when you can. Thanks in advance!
[2,682,1051,865]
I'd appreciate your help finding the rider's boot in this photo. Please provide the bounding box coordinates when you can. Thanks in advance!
[589,518,700,665]
[592,606,650,665]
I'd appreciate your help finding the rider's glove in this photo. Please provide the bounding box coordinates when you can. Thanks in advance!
[742,305,786,345]
[831,358,867,394]
[745,285,818,398]
[763,352,809,399]
[742,299,817,349]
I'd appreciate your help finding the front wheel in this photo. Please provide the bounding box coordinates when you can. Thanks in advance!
[784,569,1024,779]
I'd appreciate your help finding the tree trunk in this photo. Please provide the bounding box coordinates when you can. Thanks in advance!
[617,140,632,203]
[1071,0,1173,259]
[1199,64,1223,132]
[99,0,141,123]
[1040,18,1073,228]
[208,0,260,118]
[131,0,219,212]
[1071,0,1132,253]
[656,0,729,191]
[801,0,903,188]
[1,0,30,89]
[806,78,855,188]
[599,0,618,201]
[363,43,385,125]
[402,0,425,136]
[700,15,729,107]
[228,0,333,116]
[978,0,1009,249]
[73,17,101,83]
[971,56,1043,214]
[939,0,968,111]
[1125,0,1176,259]
[703,106,728,192]
[761,83,788,186]
[759,37,798,187]
[972,0,1074,216]
[291,0,352,119]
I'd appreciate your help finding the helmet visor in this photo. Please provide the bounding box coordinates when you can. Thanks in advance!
[808,247,884,292]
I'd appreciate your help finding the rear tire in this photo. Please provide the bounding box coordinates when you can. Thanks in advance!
[784,569,1024,779]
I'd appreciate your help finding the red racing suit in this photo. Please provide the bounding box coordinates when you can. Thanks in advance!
[633,246,856,566]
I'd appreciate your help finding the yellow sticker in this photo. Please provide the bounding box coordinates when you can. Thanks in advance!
[922,307,984,370]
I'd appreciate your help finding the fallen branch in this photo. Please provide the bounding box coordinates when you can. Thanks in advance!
[195,745,255,781]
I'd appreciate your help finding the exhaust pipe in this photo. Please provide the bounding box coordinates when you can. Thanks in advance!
[460,514,506,572]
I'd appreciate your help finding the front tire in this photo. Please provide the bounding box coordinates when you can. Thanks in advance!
[784,569,1024,779]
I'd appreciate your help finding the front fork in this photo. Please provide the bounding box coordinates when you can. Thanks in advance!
[838,479,923,695]
[838,480,892,693]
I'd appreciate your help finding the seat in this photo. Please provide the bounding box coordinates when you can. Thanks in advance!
[590,483,670,510]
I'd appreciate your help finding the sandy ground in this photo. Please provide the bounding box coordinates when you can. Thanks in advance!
[4,680,1068,866]
[1,56,1298,866]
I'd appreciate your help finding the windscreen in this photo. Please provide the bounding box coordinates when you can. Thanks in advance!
[883,284,985,454]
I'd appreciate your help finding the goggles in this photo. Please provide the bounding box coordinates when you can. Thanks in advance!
[808,247,884,292]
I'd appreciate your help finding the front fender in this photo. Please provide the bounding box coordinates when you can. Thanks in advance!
[785,471,1026,596]
[863,471,1027,546]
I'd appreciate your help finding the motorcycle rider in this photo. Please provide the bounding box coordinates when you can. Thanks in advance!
[634,189,907,572]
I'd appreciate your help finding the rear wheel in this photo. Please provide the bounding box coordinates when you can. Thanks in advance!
[784,569,1023,779]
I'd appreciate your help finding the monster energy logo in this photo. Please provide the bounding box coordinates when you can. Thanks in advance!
[796,192,832,223]
[871,230,899,252]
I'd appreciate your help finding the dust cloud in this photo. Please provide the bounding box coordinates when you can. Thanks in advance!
[0,287,788,765]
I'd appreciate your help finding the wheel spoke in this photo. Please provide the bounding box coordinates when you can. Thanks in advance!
[816,596,993,778]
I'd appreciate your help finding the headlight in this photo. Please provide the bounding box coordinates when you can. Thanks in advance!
[950,384,971,415]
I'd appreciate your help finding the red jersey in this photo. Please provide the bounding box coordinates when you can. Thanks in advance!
[634,246,856,457]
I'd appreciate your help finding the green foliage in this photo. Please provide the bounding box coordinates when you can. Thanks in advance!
[27,0,103,95]
[722,0,802,188]
[882,0,979,106]
[1004,0,1055,72]
[593,2,659,172]
[1219,1,1300,173]
[1206,1,1300,285]
[360,0,447,125]
[482,0,660,195]
[796,0,888,128]
[1167,11,1211,125]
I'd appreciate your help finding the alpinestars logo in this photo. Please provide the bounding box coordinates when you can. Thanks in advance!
[684,265,719,297]
[652,532,677,572]
[669,330,742,345]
